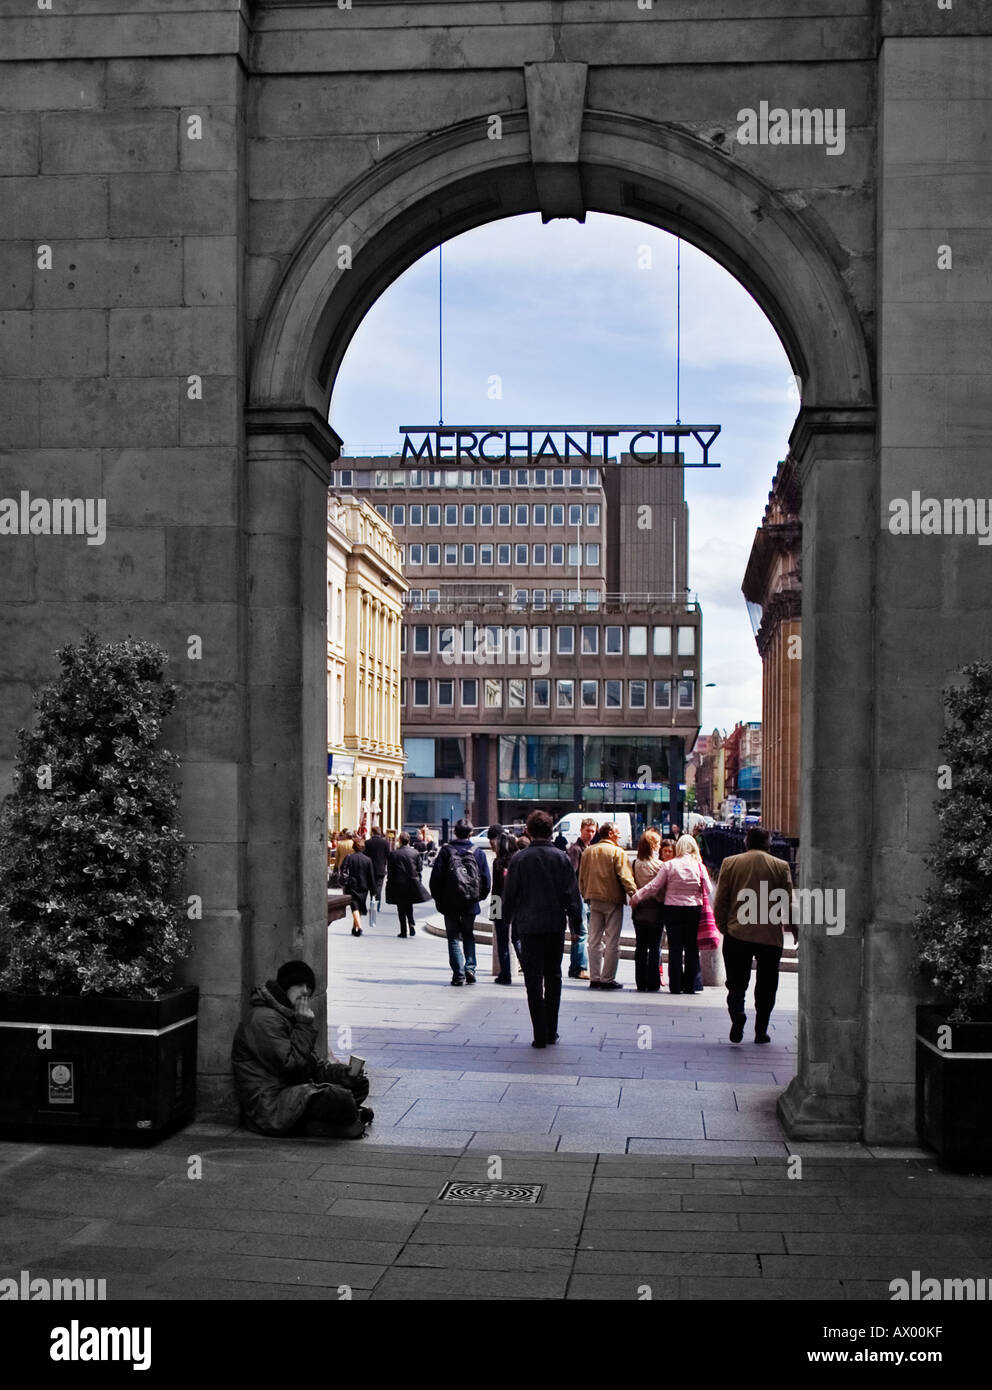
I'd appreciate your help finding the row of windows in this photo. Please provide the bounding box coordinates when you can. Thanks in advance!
[403,541,601,568]
[327,470,354,489]
[402,624,697,657]
[407,588,604,610]
[367,467,599,489]
[402,677,696,711]
[375,502,601,529]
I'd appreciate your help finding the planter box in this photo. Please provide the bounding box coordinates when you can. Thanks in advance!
[0,987,198,1142]
[917,1006,992,1171]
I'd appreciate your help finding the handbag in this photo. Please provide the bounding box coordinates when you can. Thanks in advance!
[697,866,721,951]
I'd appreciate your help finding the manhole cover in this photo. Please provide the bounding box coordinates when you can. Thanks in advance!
[437,1181,544,1205]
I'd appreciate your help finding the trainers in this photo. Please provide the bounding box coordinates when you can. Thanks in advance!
[729,1013,746,1044]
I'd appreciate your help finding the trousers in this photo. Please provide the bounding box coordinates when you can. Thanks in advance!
[723,932,783,1028]
[520,931,565,1045]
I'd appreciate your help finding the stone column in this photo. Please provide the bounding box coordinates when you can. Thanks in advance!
[244,407,340,1044]
[778,406,876,1142]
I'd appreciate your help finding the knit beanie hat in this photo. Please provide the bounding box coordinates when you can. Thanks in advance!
[276,960,316,994]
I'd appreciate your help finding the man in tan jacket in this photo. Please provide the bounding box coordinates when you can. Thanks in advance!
[578,823,637,990]
[712,826,796,1044]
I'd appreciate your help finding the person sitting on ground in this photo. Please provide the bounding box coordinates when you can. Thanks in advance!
[502,809,583,1047]
[340,834,376,936]
[231,960,373,1139]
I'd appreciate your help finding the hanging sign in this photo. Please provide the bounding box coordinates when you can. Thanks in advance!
[398,425,721,468]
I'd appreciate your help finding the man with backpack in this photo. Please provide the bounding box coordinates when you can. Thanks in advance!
[429,818,491,985]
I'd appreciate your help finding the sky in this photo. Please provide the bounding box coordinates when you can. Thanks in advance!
[329,212,799,738]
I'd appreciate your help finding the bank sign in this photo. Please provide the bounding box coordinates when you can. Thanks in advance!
[398,425,721,468]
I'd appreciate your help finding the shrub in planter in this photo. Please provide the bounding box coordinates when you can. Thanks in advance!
[914,660,992,1166]
[0,634,197,1137]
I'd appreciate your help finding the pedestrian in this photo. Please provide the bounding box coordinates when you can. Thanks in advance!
[429,818,491,985]
[631,829,665,992]
[340,834,375,936]
[364,824,390,910]
[231,960,373,1139]
[565,817,597,980]
[553,831,568,851]
[712,826,796,1044]
[501,810,583,1048]
[489,825,521,984]
[630,833,714,994]
[335,829,354,869]
[385,830,425,937]
[577,821,636,991]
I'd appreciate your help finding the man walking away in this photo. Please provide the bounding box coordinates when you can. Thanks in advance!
[385,830,424,937]
[578,821,636,990]
[502,810,583,1047]
[429,818,491,985]
[365,825,390,913]
[712,826,796,1044]
[566,817,597,980]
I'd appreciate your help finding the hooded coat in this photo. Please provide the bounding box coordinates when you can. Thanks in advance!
[231,981,365,1135]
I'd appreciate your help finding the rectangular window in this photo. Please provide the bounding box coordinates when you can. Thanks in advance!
[552,468,564,487]
[391,505,405,526]
[481,469,494,487]
[534,469,547,486]
[413,625,430,654]
[443,544,458,565]
[515,504,529,526]
[437,679,454,707]
[532,589,547,609]
[398,545,406,565]
[581,680,598,708]
[497,544,511,566]
[497,504,511,526]
[533,679,550,708]
[515,544,528,565]
[551,544,564,566]
[568,503,582,526]
[486,625,503,655]
[460,470,474,487]
[426,589,439,603]
[516,469,529,487]
[567,543,580,566]
[461,677,478,707]
[653,626,672,656]
[462,504,476,525]
[498,468,511,487]
[551,504,565,527]
[550,589,564,604]
[581,626,598,655]
[629,679,647,709]
[585,543,600,566]
[400,677,407,707]
[400,626,407,654]
[485,678,502,708]
[438,626,456,659]
[556,679,574,709]
[462,543,476,564]
[444,504,457,526]
[557,626,574,654]
[629,626,647,656]
[508,625,527,655]
[409,544,423,565]
[512,588,528,607]
[409,504,423,526]
[653,679,672,709]
[585,588,600,607]
[509,678,526,708]
[570,468,583,485]
[409,471,423,487]
[605,626,623,654]
[427,504,440,527]
[532,543,547,565]
[533,504,547,525]
[677,626,696,656]
[480,504,494,526]
[480,543,494,565]
[586,503,600,525]
[444,470,458,487]
[413,678,430,707]
[605,679,622,709]
[678,678,695,709]
[375,504,388,520]
[340,470,353,487]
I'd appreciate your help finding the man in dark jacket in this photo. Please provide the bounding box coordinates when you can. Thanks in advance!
[502,809,583,1047]
[364,826,390,908]
[386,830,424,937]
[429,819,491,985]
[231,960,372,1138]
[565,816,596,980]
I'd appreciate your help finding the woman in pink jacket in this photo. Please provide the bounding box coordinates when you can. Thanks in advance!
[630,834,715,995]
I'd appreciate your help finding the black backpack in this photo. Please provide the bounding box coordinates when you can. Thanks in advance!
[441,844,483,909]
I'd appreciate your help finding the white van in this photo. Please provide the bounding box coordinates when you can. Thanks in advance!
[552,811,633,850]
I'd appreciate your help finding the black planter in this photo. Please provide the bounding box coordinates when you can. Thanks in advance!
[0,987,198,1143]
[917,1005,992,1170]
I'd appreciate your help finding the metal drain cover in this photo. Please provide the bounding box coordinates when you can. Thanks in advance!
[437,1181,544,1205]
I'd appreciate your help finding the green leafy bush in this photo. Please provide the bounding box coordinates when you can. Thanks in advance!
[914,661,992,1023]
[0,633,191,998]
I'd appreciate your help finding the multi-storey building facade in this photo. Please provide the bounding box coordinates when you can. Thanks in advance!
[326,495,407,836]
[346,453,701,834]
[724,720,762,817]
[743,457,801,837]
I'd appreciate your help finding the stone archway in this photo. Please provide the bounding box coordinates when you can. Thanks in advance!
[245,99,878,1143]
